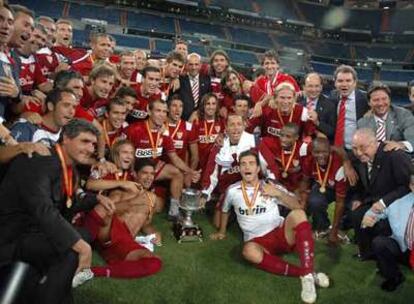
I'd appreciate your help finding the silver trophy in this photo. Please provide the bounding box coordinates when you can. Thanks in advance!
[173,188,203,243]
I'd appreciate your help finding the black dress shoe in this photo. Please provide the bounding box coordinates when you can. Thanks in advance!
[380,274,405,292]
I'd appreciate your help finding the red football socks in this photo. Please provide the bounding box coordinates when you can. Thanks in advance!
[409,249,414,270]
[92,257,162,278]
[294,221,314,275]
[83,209,105,241]
[257,252,303,277]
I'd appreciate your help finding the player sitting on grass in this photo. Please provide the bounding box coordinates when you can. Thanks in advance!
[210,150,329,304]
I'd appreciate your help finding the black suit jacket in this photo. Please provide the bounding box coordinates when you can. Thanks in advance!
[299,94,336,141]
[0,152,97,264]
[352,143,412,207]
[179,74,211,121]
[329,89,369,122]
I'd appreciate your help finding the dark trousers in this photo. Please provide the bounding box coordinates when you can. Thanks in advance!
[307,184,335,231]
[372,236,410,280]
[352,204,392,257]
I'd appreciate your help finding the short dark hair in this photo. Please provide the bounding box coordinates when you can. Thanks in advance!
[233,94,252,108]
[116,86,137,99]
[61,119,100,141]
[167,94,183,108]
[37,15,55,24]
[148,99,167,111]
[367,82,391,100]
[142,66,161,78]
[239,149,260,166]
[54,70,83,89]
[107,98,127,112]
[261,50,279,65]
[312,137,330,151]
[334,64,357,81]
[46,88,76,109]
[282,122,300,136]
[134,158,156,172]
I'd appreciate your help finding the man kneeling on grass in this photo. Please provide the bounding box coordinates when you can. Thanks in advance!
[210,150,329,304]
[73,159,162,286]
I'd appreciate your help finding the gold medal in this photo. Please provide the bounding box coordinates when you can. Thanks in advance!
[280,142,297,179]
[145,120,161,159]
[56,144,74,209]
[319,187,326,194]
[316,155,332,195]
[241,181,260,216]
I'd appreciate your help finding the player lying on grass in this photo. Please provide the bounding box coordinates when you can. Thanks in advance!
[210,150,329,304]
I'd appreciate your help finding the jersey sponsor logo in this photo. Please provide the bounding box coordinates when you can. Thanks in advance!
[176,131,183,139]
[226,165,240,175]
[199,134,217,143]
[130,109,148,119]
[238,206,267,216]
[173,139,184,149]
[267,127,281,137]
[135,147,163,158]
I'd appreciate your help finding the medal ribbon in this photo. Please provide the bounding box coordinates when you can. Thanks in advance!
[146,192,155,216]
[316,155,332,189]
[169,120,182,139]
[276,107,294,127]
[103,119,116,148]
[281,142,297,176]
[241,181,260,215]
[55,144,73,208]
[145,120,161,159]
[204,120,216,139]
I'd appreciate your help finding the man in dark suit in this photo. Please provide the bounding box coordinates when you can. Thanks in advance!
[178,52,211,121]
[298,72,336,142]
[351,128,413,260]
[0,119,114,303]
[330,65,370,151]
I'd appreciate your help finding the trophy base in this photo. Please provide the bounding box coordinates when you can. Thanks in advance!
[173,222,203,243]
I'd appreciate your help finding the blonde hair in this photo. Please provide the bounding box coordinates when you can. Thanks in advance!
[269,82,297,109]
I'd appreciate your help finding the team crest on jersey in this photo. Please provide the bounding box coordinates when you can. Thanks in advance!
[214,125,221,133]
[176,131,183,139]
[293,159,299,167]
[328,179,335,186]
[46,55,53,64]
[29,64,35,74]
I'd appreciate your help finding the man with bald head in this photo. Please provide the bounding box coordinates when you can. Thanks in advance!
[178,52,211,120]
[351,128,413,260]
[299,72,336,141]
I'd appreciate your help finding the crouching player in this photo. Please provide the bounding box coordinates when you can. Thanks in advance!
[210,150,329,304]
[74,159,162,286]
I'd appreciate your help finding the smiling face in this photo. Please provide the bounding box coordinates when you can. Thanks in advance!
[240,154,260,185]
[38,18,56,45]
[275,88,295,114]
[280,126,299,150]
[304,74,322,100]
[65,78,84,102]
[369,89,390,118]
[107,103,127,130]
[352,133,378,163]
[91,75,115,99]
[50,92,77,128]
[226,115,245,144]
[335,72,356,98]
[226,72,241,94]
[91,36,112,60]
[166,59,184,79]
[117,143,135,170]
[136,165,155,190]
[142,71,161,95]
[312,141,330,167]
[204,96,218,120]
[262,57,279,78]
[187,55,201,77]
[149,101,168,127]
[212,54,228,75]
[28,27,47,53]
[120,55,136,79]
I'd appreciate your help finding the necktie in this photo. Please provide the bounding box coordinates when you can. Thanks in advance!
[191,77,199,109]
[307,98,315,111]
[334,96,347,147]
[405,207,414,250]
[376,118,386,142]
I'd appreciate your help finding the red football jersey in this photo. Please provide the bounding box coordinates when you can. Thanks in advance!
[247,103,315,139]
[102,119,128,149]
[35,47,61,78]
[192,119,224,171]
[163,119,198,162]
[129,83,165,121]
[19,54,48,95]
[79,86,108,119]
[260,136,311,192]
[302,151,346,198]
[71,51,94,76]
[126,120,175,161]
[251,73,300,103]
